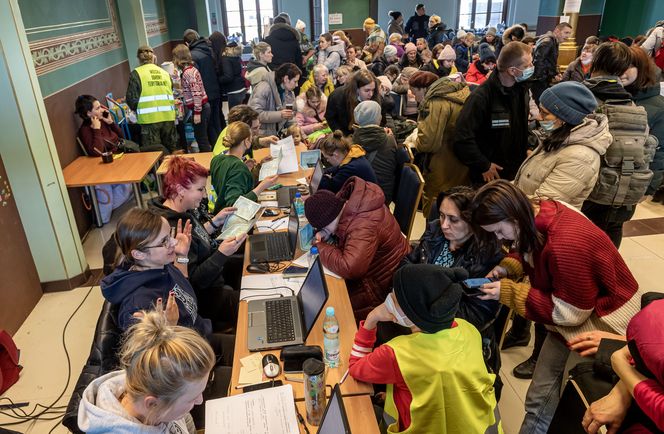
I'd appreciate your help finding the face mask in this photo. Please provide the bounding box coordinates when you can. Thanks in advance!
[540,120,558,132]
[581,55,592,65]
[384,294,415,328]
[515,65,534,82]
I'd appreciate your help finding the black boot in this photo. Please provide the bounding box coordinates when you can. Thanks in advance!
[502,315,532,350]
[512,324,547,379]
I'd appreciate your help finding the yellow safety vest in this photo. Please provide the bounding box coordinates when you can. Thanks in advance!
[384,319,502,434]
[135,64,176,124]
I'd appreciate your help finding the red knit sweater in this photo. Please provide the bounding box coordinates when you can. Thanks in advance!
[180,65,208,114]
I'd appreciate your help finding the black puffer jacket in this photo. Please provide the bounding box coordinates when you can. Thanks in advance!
[427,23,452,49]
[189,38,221,100]
[264,23,303,70]
[219,49,247,94]
[533,32,559,83]
[353,126,398,203]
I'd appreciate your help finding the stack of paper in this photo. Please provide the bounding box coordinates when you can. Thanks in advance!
[273,136,299,174]
[238,352,264,384]
[240,273,305,301]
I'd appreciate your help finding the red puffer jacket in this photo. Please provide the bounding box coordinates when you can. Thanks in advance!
[317,177,411,320]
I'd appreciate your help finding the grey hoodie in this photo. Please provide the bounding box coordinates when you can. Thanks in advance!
[248,71,295,136]
[78,371,196,434]
[317,43,347,72]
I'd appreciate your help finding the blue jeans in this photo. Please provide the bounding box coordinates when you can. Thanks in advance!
[519,332,585,434]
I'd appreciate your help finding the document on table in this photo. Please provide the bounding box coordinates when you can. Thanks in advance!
[205,384,299,434]
[292,253,342,279]
[271,136,299,174]
[240,273,305,301]
[259,148,281,181]
[232,196,261,221]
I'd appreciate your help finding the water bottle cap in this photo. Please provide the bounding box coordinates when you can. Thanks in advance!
[310,246,318,255]
[295,192,302,198]
[326,306,335,316]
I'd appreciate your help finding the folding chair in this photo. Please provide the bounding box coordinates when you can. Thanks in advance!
[392,163,424,239]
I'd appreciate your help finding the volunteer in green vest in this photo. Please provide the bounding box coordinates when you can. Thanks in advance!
[349,265,502,434]
[126,45,178,154]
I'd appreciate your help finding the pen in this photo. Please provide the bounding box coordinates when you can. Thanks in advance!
[285,375,304,383]
[271,215,284,222]
[339,368,350,384]
[234,380,272,389]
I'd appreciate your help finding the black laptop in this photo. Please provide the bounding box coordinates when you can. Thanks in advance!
[249,204,298,263]
[276,186,297,208]
[316,384,352,434]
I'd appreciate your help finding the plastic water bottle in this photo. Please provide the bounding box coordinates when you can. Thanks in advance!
[323,307,340,368]
[293,192,305,217]
[307,246,319,267]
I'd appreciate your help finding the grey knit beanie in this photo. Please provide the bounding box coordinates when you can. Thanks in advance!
[354,100,382,126]
[539,81,598,126]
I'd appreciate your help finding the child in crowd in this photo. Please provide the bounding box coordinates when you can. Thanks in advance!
[415,37,428,53]
[349,265,501,433]
[295,86,328,136]
[318,131,377,192]
[172,44,212,152]
[287,124,309,148]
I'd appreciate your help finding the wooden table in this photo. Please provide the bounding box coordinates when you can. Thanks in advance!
[295,395,380,434]
[62,151,162,226]
[156,152,214,176]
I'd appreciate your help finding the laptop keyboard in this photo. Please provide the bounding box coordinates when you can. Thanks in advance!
[265,299,296,343]
[267,234,290,259]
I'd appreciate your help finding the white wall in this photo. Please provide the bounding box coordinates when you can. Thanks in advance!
[377,0,459,33]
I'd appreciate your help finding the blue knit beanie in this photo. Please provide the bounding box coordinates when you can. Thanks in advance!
[539,81,598,125]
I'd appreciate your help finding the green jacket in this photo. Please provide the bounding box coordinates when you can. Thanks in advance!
[210,154,257,213]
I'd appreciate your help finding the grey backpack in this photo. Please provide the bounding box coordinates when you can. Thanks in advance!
[587,99,657,207]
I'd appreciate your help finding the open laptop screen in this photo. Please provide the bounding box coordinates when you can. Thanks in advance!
[287,205,299,253]
[297,256,329,340]
[309,160,324,195]
[317,384,351,434]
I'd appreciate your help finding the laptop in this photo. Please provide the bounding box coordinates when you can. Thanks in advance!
[309,159,324,195]
[276,186,297,208]
[249,204,299,264]
[247,256,329,351]
[317,384,352,434]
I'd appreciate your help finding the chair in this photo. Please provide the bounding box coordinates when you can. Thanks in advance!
[76,137,89,156]
[392,163,424,239]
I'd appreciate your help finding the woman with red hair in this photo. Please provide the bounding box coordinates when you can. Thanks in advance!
[148,156,244,331]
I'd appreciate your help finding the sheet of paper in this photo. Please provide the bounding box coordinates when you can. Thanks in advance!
[259,147,281,181]
[238,366,263,384]
[240,273,305,301]
[260,200,279,208]
[241,352,263,369]
[233,196,261,221]
[299,149,320,168]
[205,384,299,434]
[218,214,258,240]
[271,136,299,174]
[296,177,308,185]
[292,253,342,279]
[255,216,288,233]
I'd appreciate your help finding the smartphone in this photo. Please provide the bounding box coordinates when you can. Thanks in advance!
[102,110,110,118]
[283,265,309,278]
[461,278,493,297]
[242,380,283,393]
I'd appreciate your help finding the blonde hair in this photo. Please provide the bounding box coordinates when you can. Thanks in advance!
[429,15,441,25]
[222,121,252,149]
[120,311,214,423]
[333,31,351,49]
[252,41,271,61]
[172,44,194,69]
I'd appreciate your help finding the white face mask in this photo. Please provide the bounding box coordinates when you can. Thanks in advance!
[384,294,415,328]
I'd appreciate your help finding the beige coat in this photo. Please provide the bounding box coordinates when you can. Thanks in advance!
[514,114,612,209]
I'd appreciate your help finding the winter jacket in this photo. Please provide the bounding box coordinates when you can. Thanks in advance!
[299,73,334,97]
[188,38,221,100]
[219,48,247,94]
[352,125,398,203]
[391,43,405,58]
[562,58,590,83]
[405,13,430,40]
[398,53,423,69]
[369,55,392,77]
[101,263,212,337]
[148,198,229,292]
[416,78,471,215]
[514,114,612,209]
[502,25,525,46]
[295,94,328,135]
[78,371,196,434]
[630,84,664,194]
[453,71,530,184]
[319,144,377,193]
[465,60,491,85]
[317,43,346,73]
[245,60,271,88]
[454,42,476,73]
[264,23,303,70]
[387,19,404,37]
[420,60,455,77]
[248,71,296,136]
[533,31,559,83]
[480,36,502,55]
[427,23,452,49]
[315,177,411,320]
[325,87,384,135]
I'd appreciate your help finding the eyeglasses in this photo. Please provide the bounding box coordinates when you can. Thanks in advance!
[143,228,177,249]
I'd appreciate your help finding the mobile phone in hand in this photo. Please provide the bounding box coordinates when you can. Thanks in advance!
[461,277,493,297]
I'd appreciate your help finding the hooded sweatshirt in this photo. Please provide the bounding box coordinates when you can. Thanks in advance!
[319,144,377,193]
[245,60,271,88]
[78,371,196,434]
[514,114,612,209]
[101,263,212,338]
[188,38,221,100]
[317,43,347,72]
[353,125,398,203]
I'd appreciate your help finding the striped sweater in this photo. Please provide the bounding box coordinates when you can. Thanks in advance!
[180,65,208,114]
[498,200,640,341]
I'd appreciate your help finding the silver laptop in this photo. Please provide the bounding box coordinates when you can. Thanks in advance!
[249,204,298,264]
[317,384,352,434]
[247,256,329,351]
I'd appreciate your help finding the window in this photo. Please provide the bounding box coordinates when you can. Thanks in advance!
[458,0,508,30]
[222,0,276,43]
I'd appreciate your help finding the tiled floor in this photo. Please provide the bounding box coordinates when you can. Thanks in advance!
[2,198,664,433]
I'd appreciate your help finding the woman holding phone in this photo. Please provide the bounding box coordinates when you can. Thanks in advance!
[248,63,301,136]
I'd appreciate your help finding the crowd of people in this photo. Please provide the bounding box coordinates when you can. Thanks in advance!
[73,8,664,434]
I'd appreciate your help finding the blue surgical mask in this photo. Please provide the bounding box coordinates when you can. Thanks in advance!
[540,120,558,132]
[515,65,534,82]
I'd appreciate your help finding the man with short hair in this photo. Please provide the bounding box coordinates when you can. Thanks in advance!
[453,42,532,185]
[405,4,430,42]
[531,22,573,103]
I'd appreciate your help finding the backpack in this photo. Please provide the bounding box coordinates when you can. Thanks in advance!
[587,99,657,207]
[0,330,21,395]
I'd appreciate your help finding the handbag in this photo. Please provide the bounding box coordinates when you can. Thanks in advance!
[0,330,22,395]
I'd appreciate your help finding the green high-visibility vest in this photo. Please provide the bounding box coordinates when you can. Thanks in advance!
[135,64,176,124]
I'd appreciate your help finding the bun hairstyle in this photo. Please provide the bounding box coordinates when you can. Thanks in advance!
[222,121,252,149]
[136,45,154,65]
[163,156,209,200]
[113,208,164,267]
[320,130,352,155]
[120,311,215,424]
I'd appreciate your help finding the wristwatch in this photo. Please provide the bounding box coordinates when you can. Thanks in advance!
[176,256,189,264]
